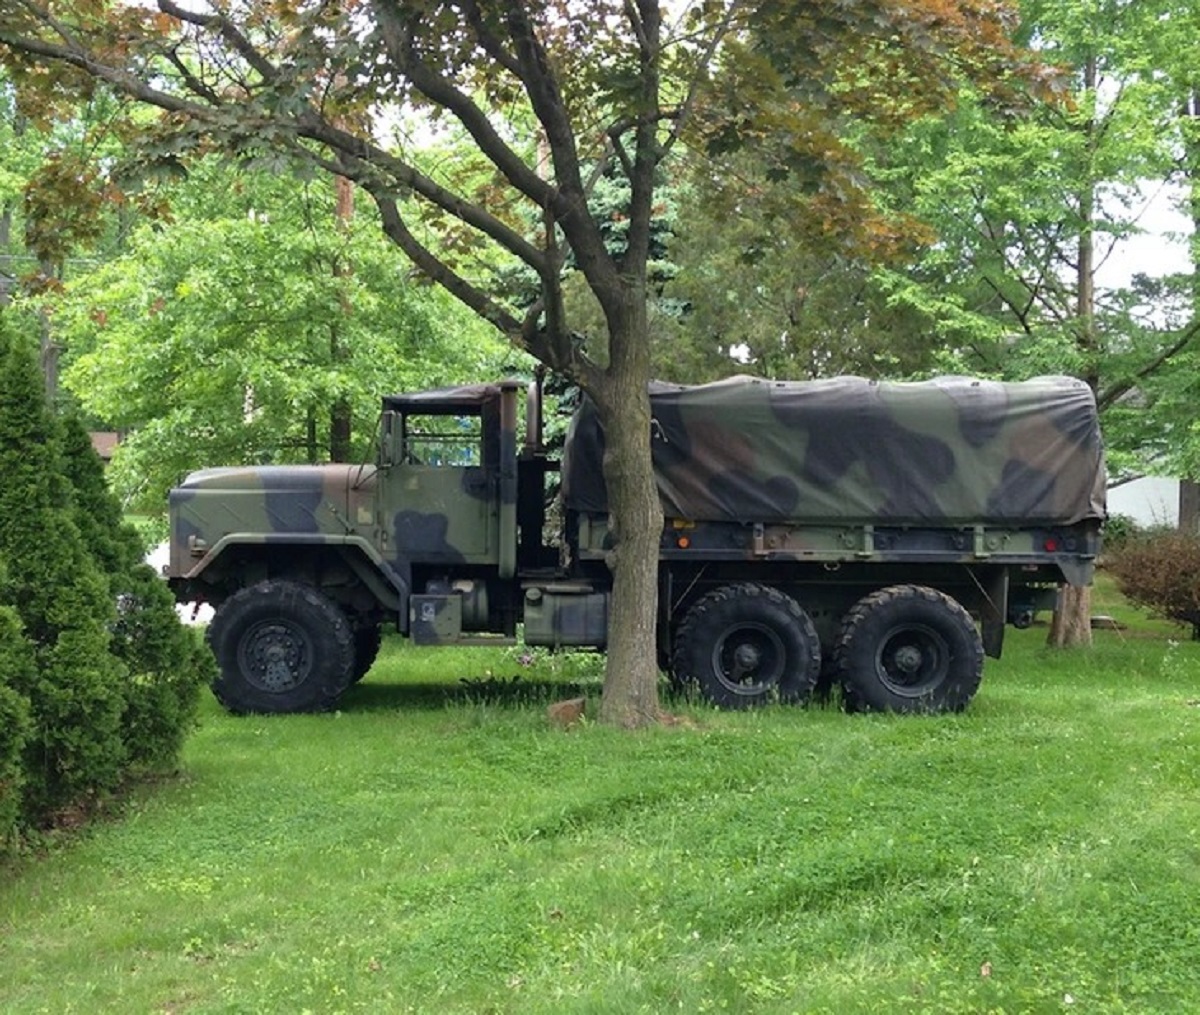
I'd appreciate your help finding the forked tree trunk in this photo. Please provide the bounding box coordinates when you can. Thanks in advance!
[1046,584,1092,648]
[594,302,663,728]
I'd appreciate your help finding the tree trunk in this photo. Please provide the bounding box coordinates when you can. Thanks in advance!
[1046,584,1092,648]
[1181,479,1200,535]
[1047,51,1097,647]
[594,301,663,728]
[330,397,352,462]
[329,173,354,463]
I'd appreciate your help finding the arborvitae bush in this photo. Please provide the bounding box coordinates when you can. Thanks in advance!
[0,327,129,816]
[59,416,212,769]
[0,604,34,842]
[1106,531,1200,640]
[0,321,211,834]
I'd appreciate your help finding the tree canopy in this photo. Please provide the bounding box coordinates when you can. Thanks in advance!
[0,0,1051,724]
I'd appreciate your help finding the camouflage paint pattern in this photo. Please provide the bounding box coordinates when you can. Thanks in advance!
[563,375,1105,527]
[168,463,381,579]
[166,375,1101,644]
[166,383,521,612]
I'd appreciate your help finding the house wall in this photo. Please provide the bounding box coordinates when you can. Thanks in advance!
[1106,477,1180,528]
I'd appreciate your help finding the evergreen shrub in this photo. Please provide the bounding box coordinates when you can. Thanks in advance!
[0,320,209,838]
[0,605,34,841]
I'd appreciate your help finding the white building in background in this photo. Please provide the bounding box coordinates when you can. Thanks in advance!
[1107,477,1180,528]
[146,542,214,625]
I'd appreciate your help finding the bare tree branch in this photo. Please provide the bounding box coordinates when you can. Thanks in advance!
[373,192,523,339]
[158,0,278,86]
[370,1,561,214]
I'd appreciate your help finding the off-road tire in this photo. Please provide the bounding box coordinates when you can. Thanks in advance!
[671,582,821,709]
[834,584,983,714]
[350,625,383,684]
[208,580,356,714]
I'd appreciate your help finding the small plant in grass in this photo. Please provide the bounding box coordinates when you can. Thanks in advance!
[1106,531,1200,639]
[504,644,606,682]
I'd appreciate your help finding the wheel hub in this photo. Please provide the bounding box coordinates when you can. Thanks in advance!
[893,645,923,675]
[242,622,307,692]
[732,643,762,674]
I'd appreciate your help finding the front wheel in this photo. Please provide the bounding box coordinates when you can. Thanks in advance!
[834,585,983,714]
[671,583,821,709]
[350,625,383,684]
[207,580,356,714]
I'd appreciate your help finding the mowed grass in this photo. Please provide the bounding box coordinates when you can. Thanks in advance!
[2,582,1199,1014]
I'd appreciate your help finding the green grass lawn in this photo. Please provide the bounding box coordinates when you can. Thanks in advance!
[2,587,1199,1014]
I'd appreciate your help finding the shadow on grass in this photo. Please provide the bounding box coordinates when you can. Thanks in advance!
[339,674,601,713]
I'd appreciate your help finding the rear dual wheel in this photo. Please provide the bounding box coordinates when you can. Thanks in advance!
[834,584,983,714]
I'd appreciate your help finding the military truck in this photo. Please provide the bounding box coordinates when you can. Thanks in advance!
[165,373,1105,715]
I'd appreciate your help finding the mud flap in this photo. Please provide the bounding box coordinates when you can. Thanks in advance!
[978,567,1009,659]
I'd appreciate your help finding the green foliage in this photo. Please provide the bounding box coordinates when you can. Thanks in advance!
[868,0,1200,477]
[51,164,511,512]
[56,415,142,576]
[109,570,213,770]
[660,166,939,382]
[1099,511,1139,552]
[1106,531,1200,639]
[0,316,209,834]
[0,605,33,841]
[0,323,127,814]
[57,414,212,769]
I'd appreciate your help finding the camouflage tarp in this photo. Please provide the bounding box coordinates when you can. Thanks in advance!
[562,375,1106,526]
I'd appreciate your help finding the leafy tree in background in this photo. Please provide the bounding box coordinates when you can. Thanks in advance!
[54,160,512,513]
[0,1,1045,725]
[658,162,939,382]
[867,0,1200,644]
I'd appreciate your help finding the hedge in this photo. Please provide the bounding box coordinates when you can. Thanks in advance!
[0,319,212,844]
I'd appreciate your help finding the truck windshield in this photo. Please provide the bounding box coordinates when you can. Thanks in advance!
[402,413,483,466]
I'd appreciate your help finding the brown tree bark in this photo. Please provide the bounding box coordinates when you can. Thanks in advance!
[329,174,355,463]
[1181,480,1200,535]
[594,294,664,727]
[1046,584,1093,648]
[1047,51,1097,648]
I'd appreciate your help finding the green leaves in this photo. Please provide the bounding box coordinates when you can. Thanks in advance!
[49,161,509,511]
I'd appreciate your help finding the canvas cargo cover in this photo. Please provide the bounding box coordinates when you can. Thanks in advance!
[561,375,1106,526]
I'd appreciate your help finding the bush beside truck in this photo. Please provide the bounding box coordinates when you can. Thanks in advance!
[0,321,212,846]
[1106,529,1200,640]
